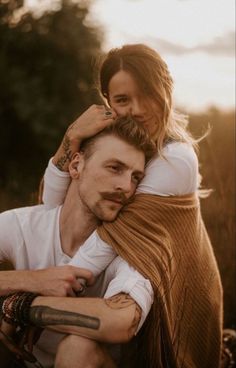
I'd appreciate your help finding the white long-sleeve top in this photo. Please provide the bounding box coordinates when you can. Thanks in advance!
[43,141,199,206]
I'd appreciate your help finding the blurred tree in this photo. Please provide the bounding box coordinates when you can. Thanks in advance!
[0,0,103,203]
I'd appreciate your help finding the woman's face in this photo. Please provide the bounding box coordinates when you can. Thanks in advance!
[108,70,161,137]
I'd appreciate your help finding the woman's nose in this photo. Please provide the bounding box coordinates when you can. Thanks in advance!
[129,99,146,117]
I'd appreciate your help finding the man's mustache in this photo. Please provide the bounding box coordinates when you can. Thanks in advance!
[101,192,130,205]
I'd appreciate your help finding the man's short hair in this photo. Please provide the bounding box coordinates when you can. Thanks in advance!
[80,116,156,163]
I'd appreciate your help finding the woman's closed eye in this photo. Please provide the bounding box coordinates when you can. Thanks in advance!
[114,96,128,105]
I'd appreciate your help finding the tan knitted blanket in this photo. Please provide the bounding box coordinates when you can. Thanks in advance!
[97,193,223,368]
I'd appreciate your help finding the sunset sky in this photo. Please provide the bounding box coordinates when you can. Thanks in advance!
[25,0,235,111]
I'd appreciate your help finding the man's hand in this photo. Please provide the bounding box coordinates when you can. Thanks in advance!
[0,266,94,297]
[31,266,94,297]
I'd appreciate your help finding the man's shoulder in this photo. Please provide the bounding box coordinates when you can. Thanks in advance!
[0,205,62,268]
[0,205,60,230]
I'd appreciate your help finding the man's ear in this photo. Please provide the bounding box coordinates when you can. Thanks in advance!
[69,152,84,179]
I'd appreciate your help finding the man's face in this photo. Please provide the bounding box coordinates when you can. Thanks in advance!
[74,135,145,222]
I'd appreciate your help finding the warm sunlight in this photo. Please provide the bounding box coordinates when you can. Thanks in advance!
[90,0,234,48]
[89,0,235,111]
[1,2,235,357]
[25,0,235,111]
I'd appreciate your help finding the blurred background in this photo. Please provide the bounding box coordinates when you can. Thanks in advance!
[0,0,235,328]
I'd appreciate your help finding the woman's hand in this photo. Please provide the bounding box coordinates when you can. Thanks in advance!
[67,104,117,143]
[53,105,117,171]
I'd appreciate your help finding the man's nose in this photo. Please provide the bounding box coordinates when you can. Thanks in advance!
[115,174,134,195]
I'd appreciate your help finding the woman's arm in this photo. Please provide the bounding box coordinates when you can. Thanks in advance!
[69,231,117,277]
[138,141,199,196]
[53,105,116,172]
[42,105,116,208]
[43,141,199,210]
[42,158,71,207]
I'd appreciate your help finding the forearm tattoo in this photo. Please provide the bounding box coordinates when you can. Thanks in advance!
[29,306,100,330]
[105,294,142,337]
[54,134,73,171]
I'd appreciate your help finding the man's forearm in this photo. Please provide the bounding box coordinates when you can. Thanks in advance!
[0,270,35,295]
[30,294,141,343]
[0,266,93,297]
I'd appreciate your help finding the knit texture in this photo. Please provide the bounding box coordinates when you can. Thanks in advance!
[97,193,223,368]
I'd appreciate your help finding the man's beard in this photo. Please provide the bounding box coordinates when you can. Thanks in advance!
[91,191,130,222]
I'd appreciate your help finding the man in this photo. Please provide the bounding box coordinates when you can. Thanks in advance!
[0,116,155,367]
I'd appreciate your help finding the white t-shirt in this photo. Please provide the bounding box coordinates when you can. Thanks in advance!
[0,205,153,367]
[43,141,199,277]
[0,205,153,326]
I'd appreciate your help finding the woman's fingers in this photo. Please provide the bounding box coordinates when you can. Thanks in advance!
[68,104,117,141]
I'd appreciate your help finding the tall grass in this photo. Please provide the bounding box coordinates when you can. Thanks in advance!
[189,108,235,328]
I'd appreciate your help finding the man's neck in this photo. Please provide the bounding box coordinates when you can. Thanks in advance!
[59,184,99,258]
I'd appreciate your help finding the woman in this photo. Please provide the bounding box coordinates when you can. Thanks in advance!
[42,44,223,368]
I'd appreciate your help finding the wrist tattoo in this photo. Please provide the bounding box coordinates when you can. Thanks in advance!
[29,306,100,330]
[55,134,73,171]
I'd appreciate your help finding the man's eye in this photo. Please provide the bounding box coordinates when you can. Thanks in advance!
[108,165,120,172]
[132,175,142,184]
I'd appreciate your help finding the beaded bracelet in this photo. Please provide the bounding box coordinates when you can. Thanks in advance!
[2,293,19,324]
[1,292,38,326]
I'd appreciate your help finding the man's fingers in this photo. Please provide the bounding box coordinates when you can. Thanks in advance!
[95,104,117,120]
[73,267,95,286]
[72,278,86,296]
[67,287,76,298]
